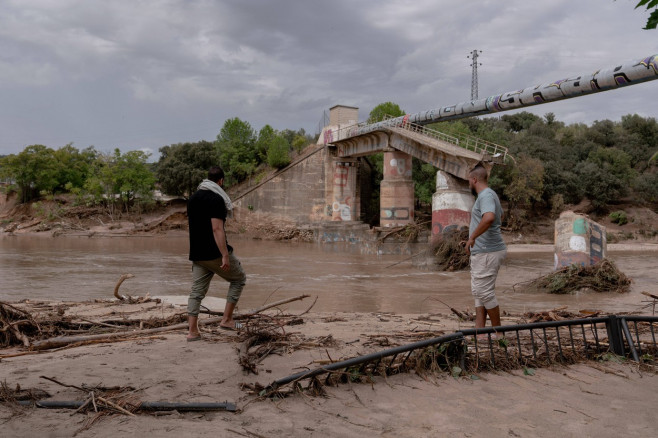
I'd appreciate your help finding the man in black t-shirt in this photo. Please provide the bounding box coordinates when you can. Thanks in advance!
[186,166,246,341]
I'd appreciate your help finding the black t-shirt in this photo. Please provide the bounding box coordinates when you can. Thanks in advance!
[187,189,232,261]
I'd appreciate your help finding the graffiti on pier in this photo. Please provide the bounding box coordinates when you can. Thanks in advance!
[381,206,411,221]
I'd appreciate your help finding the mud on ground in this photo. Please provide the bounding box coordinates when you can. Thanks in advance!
[1,299,657,437]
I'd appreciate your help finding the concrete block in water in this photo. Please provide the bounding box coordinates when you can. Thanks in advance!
[554,211,606,269]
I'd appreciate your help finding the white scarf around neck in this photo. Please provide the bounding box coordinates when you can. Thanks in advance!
[197,179,233,216]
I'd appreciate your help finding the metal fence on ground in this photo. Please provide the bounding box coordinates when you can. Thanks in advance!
[267,315,658,393]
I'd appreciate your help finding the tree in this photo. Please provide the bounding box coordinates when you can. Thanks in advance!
[501,111,541,132]
[292,134,308,153]
[634,0,658,29]
[367,102,405,123]
[216,118,258,184]
[575,147,635,209]
[255,125,276,161]
[266,135,291,168]
[156,141,219,196]
[52,144,97,193]
[0,145,59,202]
[84,149,155,215]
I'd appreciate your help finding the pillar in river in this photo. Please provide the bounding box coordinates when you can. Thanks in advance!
[380,151,414,227]
[431,170,474,241]
[554,211,607,269]
[331,159,359,221]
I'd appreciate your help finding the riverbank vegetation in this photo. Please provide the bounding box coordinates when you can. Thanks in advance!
[0,109,656,238]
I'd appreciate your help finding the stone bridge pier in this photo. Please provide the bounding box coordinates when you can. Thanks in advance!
[431,170,474,242]
[380,150,414,227]
[331,158,359,221]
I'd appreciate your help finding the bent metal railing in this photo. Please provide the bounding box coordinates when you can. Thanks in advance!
[334,114,509,163]
[267,315,658,393]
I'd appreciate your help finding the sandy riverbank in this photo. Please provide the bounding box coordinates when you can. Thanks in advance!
[1,299,656,437]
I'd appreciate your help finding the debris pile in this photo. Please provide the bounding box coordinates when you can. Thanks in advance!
[432,227,470,271]
[526,258,632,294]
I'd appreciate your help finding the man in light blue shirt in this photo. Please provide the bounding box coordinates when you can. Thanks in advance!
[465,164,507,331]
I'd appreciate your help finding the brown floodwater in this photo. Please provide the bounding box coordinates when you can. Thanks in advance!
[0,234,655,315]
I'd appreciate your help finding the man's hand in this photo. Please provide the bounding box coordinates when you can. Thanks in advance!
[465,237,475,255]
[220,254,230,271]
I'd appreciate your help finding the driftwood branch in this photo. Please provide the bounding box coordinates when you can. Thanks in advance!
[113,274,135,300]
[241,294,311,316]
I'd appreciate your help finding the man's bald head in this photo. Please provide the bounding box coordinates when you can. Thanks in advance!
[469,165,488,182]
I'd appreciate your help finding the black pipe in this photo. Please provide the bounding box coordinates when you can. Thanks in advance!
[18,400,236,412]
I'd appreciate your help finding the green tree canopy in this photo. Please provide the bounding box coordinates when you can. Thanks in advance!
[367,102,405,123]
[267,135,291,168]
[156,141,219,196]
[0,145,59,202]
[84,148,155,214]
[216,118,257,184]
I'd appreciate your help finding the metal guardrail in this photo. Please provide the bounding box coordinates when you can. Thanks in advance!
[333,115,509,163]
[267,315,657,393]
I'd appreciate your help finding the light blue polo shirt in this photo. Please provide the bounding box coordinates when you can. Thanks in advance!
[469,187,506,254]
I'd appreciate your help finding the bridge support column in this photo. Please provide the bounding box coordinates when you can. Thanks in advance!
[331,159,359,221]
[380,151,414,227]
[431,170,474,242]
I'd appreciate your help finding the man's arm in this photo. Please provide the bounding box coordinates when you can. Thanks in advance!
[466,212,495,254]
[211,217,230,271]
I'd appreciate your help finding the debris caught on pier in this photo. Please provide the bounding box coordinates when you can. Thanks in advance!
[432,227,470,271]
[522,258,632,294]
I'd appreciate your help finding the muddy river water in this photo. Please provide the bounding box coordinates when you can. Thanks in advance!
[0,234,656,315]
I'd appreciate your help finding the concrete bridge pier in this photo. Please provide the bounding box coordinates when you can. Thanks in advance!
[331,159,359,221]
[431,170,474,242]
[380,151,414,227]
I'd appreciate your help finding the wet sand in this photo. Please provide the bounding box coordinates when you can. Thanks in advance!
[0,300,656,438]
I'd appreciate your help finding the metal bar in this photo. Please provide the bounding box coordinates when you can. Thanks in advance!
[592,322,601,352]
[555,327,564,360]
[488,334,495,367]
[568,325,576,354]
[529,329,537,361]
[633,321,642,356]
[542,328,551,363]
[581,324,588,351]
[516,330,522,361]
[651,322,657,348]
[386,353,399,374]
[620,318,640,362]
[399,350,413,370]
[605,315,625,356]
[372,357,382,374]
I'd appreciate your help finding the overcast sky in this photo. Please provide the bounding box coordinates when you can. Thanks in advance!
[0,0,656,158]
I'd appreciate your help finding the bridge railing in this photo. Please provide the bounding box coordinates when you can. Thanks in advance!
[333,115,508,163]
[381,115,509,162]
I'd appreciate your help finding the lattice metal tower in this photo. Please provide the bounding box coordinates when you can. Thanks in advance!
[467,50,482,100]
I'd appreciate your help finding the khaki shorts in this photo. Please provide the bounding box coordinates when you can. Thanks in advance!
[470,249,506,310]
[187,253,247,316]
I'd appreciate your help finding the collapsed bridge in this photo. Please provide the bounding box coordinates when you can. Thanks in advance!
[233,55,658,243]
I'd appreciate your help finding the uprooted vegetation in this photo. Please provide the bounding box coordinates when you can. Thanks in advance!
[520,258,633,294]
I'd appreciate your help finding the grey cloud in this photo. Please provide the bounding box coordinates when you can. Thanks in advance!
[0,0,656,157]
